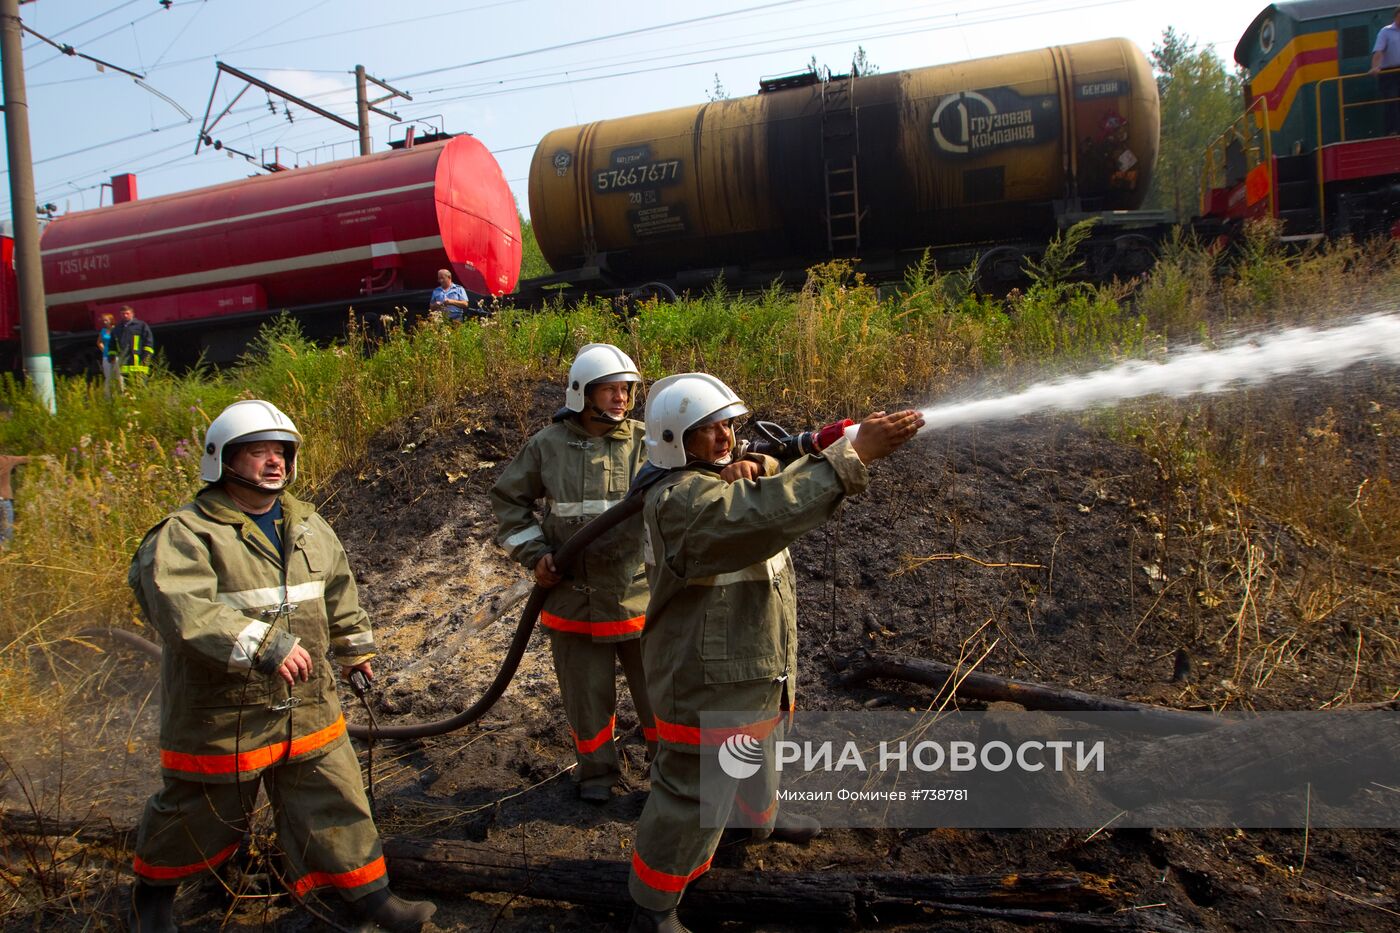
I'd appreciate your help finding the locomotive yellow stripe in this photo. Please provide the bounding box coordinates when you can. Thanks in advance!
[1248,32,1339,132]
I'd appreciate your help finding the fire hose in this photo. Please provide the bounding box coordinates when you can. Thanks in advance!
[76,419,853,741]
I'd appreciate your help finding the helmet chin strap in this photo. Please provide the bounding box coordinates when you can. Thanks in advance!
[588,403,625,425]
[685,425,735,466]
[222,466,289,494]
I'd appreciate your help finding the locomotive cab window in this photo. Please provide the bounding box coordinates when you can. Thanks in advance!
[1340,25,1371,61]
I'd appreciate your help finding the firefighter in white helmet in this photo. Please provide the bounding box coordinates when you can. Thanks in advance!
[489,343,657,802]
[627,374,923,933]
[126,400,434,933]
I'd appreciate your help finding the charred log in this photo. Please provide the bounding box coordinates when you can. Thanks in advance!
[840,653,1217,732]
[381,834,1139,925]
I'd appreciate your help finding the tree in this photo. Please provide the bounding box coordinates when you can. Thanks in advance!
[705,73,729,102]
[1147,28,1242,219]
[518,214,552,282]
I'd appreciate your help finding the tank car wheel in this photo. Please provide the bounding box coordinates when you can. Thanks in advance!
[1111,234,1157,279]
[630,281,677,303]
[611,281,678,319]
[973,247,1026,294]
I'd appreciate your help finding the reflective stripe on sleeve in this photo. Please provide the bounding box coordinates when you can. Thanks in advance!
[540,611,645,637]
[331,630,375,653]
[215,580,326,610]
[133,841,240,881]
[503,524,545,548]
[690,551,788,587]
[630,849,713,894]
[290,854,387,896]
[160,716,346,776]
[228,619,272,672]
[653,714,782,746]
[545,497,623,519]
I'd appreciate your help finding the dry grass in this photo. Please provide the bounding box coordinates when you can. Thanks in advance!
[3,235,1398,718]
[0,224,1396,927]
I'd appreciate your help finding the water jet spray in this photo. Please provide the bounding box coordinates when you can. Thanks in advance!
[842,314,1400,443]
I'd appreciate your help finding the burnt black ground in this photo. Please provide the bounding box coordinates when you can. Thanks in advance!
[3,380,1396,932]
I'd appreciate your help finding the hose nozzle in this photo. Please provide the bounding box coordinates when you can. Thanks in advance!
[348,669,372,699]
[748,418,856,464]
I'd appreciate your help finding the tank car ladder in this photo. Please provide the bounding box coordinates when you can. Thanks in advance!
[821,72,862,255]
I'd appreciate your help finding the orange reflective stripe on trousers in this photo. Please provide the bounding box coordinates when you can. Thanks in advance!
[290,854,387,896]
[133,841,240,881]
[653,714,781,746]
[570,715,616,754]
[630,849,713,893]
[540,610,645,637]
[159,716,347,777]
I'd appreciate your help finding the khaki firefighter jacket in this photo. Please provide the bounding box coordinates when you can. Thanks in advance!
[641,437,869,751]
[128,488,374,784]
[489,416,648,642]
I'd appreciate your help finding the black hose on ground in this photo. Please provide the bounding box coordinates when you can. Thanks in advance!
[74,493,647,741]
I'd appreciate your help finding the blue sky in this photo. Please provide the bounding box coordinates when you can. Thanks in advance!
[4,0,1263,221]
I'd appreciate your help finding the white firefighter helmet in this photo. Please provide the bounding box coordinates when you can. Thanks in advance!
[643,373,749,469]
[565,343,642,414]
[200,399,303,486]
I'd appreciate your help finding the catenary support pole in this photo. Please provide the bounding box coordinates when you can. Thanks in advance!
[1,0,55,413]
[355,65,371,155]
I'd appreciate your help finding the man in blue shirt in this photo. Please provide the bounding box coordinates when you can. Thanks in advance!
[1369,6,1400,135]
[429,268,473,322]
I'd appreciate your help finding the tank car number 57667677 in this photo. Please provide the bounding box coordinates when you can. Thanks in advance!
[594,160,681,193]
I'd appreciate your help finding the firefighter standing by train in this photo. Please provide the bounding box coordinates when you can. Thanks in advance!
[489,344,657,802]
[126,400,434,933]
[109,305,155,388]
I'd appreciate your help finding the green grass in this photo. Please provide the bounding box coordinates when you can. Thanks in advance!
[1,222,1397,710]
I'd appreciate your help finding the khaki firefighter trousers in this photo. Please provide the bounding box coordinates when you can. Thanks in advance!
[550,631,656,791]
[132,738,387,902]
[628,737,781,910]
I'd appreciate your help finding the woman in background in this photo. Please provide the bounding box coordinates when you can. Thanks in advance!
[97,313,119,397]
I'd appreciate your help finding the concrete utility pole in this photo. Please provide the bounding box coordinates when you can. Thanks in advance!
[0,0,55,413]
[354,65,412,156]
[355,65,371,155]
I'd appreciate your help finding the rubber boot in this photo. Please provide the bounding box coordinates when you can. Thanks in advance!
[128,880,177,933]
[353,888,437,932]
[578,781,613,803]
[766,810,821,845]
[627,906,692,933]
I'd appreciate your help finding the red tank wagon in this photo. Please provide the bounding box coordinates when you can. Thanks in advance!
[1,134,520,369]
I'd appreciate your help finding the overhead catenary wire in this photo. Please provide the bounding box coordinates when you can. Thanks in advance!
[392,0,814,82]
[8,0,822,199]
[27,2,185,71]
[3,0,1054,204]
[212,0,337,59]
[18,21,194,124]
[150,0,209,69]
[399,0,1099,102]
[20,23,147,80]
[21,0,145,51]
[392,0,1139,113]
[101,0,1130,179]
[14,0,1163,214]
[214,0,528,59]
